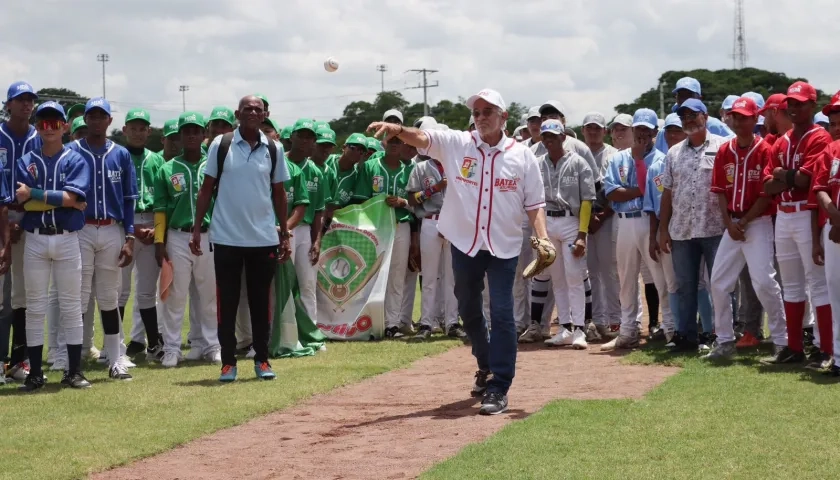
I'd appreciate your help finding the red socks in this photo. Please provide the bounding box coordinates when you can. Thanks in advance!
[816,304,834,356]
[784,301,806,352]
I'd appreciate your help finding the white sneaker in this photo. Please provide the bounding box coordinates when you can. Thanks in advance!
[85,346,101,361]
[119,355,136,368]
[0,364,6,385]
[246,347,256,359]
[571,328,588,350]
[50,357,68,371]
[600,332,640,351]
[161,352,180,368]
[185,348,204,361]
[204,349,222,364]
[7,360,30,382]
[545,329,574,347]
[318,344,327,352]
[518,323,543,344]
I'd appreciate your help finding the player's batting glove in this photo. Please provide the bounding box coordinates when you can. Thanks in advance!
[522,237,556,279]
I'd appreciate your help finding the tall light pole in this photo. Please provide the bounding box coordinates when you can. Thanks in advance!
[376,64,387,93]
[97,53,109,98]
[179,85,189,112]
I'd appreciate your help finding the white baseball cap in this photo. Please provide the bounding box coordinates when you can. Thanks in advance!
[468,115,475,128]
[466,88,506,111]
[526,106,541,120]
[513,125,526,139]
[413,116,438,129]
[540,119,565,136]
[582,112,606,128]
[539,100,566,116]
[609,113,633,129]
[382,109,404,123]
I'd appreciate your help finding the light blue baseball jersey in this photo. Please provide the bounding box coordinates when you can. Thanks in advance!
[68,139,138,234]
[0,123,41,205]
[603,147,666,213]
[642,158,667,219]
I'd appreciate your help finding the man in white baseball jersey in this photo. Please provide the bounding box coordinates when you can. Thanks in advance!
[535,120,595,349]
[581,112,620,341]
[68,98,137,381]
[703,97,786,360]
[602,109,672,351]
[368,88,550,416]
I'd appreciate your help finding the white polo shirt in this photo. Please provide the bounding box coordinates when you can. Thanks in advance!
[418,129,545,259]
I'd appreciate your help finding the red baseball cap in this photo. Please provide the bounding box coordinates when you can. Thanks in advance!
[729,97,758,117]
[758,93,787,114]
[821,91,840,116]
[785,81,817,103]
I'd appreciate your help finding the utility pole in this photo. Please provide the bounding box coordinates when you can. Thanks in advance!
[376,64,387,93]
[659,81,666,119]
[97,53,109,98]
[406,69,439,116]
[732,0,748,69]
[179,85,189,112]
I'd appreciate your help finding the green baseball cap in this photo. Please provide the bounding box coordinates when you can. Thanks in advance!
[178,111,205,130]
[263,117,280,132]
[125,108,151,125]
[292,118,316,134]
[254,93,269,107]
[67,103,85,119]
[316,127,337,145]
[314,120,330,130]
[208,106,235,126]
[70,117,87,134]
[163,119,180,137]
[280,126,292,140]
[366,137,383,151]
[344,133,367,147]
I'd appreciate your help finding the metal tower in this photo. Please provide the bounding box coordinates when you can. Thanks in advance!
[732,0,747,69]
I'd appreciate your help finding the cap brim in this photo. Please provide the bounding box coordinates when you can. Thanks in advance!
[125,117,150,125]
[785,94,812,103]
[466,94,503,111]
[540,130,564,136]
[632,121,657,129]
[583,121,605,128]
[316,138,337,145]
[729,107,757,117]
[9,91,38,101]
[672,86,700,95]
[210,116,234,126]
[179,121,205,130]
[822,102,840,116]
[85,107,111,116]
[35,107,66,121]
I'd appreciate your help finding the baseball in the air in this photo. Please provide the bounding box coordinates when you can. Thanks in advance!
[324,57,339,72]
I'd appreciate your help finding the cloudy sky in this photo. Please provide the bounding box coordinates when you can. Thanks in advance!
[1,0,835,130]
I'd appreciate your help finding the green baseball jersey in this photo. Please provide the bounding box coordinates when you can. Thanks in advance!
[154,155,213,230]
[327,161,359,209]
[132,149,164,212]
[201,143,208,155]
[287,156,325,225]
[353,157,414,223]
[284,159,310,219]
[311,160,334,207]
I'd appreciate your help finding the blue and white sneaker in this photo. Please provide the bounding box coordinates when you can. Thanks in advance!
[254,361,276,380]
[219,365,237,382]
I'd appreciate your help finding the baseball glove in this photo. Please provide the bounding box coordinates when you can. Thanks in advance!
[522,237,556,279]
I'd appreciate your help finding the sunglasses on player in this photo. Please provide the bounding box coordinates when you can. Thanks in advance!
[36,119,66,131]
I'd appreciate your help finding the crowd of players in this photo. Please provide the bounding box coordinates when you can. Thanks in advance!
[2,74,840,392]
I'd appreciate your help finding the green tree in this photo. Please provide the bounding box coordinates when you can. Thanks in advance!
[37,88,89,113]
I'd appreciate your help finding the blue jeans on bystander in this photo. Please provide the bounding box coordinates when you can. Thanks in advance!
[670,236,721,341]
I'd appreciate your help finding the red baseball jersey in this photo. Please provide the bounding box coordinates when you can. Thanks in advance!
[763,125,832,205]
[813,140,840,208]
[763,133,778,146]
[711,136,774,216]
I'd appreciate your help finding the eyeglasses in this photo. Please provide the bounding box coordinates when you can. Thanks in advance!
[472,108,500,119]
[37,119,65,131]
[678,111,701,121]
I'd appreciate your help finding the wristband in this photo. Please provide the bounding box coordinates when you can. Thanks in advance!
[45,190,64,207]
[31,189,45,202]
[414,191,426,203]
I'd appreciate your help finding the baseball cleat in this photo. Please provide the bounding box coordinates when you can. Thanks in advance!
[600,332,640,351]
[545,328,574,347]
[595,324,618,340]
[409,326,432,342]
[18,372,46,392]
[84,346,101,361]
[7,360,30,382]
[384,326,403,339]
[125,341,146,358]
[219,365,238,382]
[518,323,543,344]
[735,332,761,348]
[447,325,468,341]
[760,345,805,365]
[145,345,164,362]
[61,372,92,389]
[161,352,180,368]
[702,341,736,361]
[571,328,588,350]
[254,361,276,380]
[109,363,133,381]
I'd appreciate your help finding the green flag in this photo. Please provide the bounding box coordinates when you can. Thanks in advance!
[269,259,327,357]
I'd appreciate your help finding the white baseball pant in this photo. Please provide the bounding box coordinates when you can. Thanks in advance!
[119,213,160,344]
[586,214,620,327]
[24,231,84,348]
[542,216,587,327]
[79,224,124,312]
[9,210,27,311]
[615,216,671,337]
[513,222,533,331]
[419,217,458,329]
[774,210,829,306]
[292,224,317,321]
[83,287,96,349]
[187,277,209,350]
[822,227,840,365]
[400,269,418,326]
[160,230,219,356]
[385,222,411,329]
[710,216,785,345]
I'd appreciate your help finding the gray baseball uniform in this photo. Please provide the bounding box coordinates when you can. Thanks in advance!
[532,137,600,183]
[588,144,621,327]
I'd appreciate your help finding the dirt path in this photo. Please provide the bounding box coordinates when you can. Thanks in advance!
[93,345,677,480]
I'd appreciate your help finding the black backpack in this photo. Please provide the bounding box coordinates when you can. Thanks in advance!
[213,132,278,193]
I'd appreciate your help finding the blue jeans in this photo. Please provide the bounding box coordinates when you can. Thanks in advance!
[671,236,721,340]
[451,246,518,395]
[0,271,11,361]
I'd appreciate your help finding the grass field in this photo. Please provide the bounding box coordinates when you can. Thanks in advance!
[0,289,461,480]
[421,344,840,480]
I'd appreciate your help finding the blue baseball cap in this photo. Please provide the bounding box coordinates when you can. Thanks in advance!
[540,119,565,136]
[672,77,701,95]
[85,97,111,116]
[632,108,658,129]
[6,81,37,101]
[663,113,682,129]
[741,92,765,110]
[815,112,829,125]
[721,95,740,111]
[677,98,708,115]
[757,115,765,126]
[35,101,66,121]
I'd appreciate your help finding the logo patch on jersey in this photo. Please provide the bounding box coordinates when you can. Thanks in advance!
[170,173,186,193]
[725,163,735,184]
[27,163,37,181]
[0,148,6,168]
[494,174,519,192]
[287,186,295,204]
[423,176,435,189]
[108,169,121,182]
[832,159,840,178]
[748,165,761,182]
[618,165,626,182]
[460,157,477,178]
[372,175,384,193]
[654,174,664,192]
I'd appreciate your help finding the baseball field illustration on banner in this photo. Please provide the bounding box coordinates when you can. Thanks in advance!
[316,195,396,340]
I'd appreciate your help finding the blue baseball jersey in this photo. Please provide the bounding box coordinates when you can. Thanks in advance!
[0,123,41,205]
[16,147,90,232]
[68,139,138,234]
[655,117,734,154]
[603,148,666,213]
[642,158,667,218]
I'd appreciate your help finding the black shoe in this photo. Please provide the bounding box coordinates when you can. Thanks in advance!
[805,353,833,371]
[479,392,509,415]
[384,326,401,339]
[410,326,432,342]
[668,334,699,353]
[648,326,665,342]
[125,341,146,358]
[824,364,840,377]
[760,346,805,365]
[236,344,252,355]
[447,325,468,340]
[805,345,823,363]
[18,372,45,392]
[471,369,490,397]
[61,371,92,389]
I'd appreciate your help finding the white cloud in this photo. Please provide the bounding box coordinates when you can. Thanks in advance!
[0,0,835,130]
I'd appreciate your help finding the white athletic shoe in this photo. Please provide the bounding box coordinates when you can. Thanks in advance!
[545,329,574,347]
[0,364,6,385]
[50,357,68,371]
[518,323,543,344]
[205,349,222,364]
[318,344,327,352]
[7,360,30,382]
[119,355,136,368]
[161,352,180,368]
[85,346,101,361]
[571,328,588,350]
[600,332,640,352]
[246,347,256,359]
[185,348,205,361]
